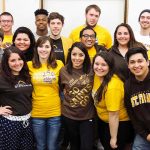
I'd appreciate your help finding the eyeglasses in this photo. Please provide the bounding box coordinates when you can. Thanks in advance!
[82,34,96,39]
[0,20,13,23]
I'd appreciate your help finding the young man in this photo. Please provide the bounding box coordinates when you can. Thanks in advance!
[80,26,107,62]
[125,47,150,149]
[48,12,72,64]
[135,9,150,58]
[69,4,112,49]
[0,12,14,48]
[34,8,49,40]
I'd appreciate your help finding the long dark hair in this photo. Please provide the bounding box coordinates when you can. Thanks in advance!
[93,51,115,102]
[1,46,31,85]
[113,23,145,49]
[32,36,57,69]
[12,26,35,61]
[66,42,91,74]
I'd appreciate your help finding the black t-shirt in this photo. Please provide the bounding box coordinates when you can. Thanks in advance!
[0,75,33,115]
[50,38,65,64]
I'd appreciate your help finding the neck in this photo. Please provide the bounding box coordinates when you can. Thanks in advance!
[140,28,150,36]
[118,45,128,57]
[4,30,12,35]
[40,58,47,64]
[36,29,48,36]
[99,76,104,82]
[50,34,61,40]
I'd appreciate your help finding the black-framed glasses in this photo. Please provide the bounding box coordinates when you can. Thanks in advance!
[82,34,96,39]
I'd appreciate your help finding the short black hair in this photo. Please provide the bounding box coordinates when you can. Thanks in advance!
[80,26,97,38]
[138,9,150,21]
[34,9,48,16]
[126,47,148,63]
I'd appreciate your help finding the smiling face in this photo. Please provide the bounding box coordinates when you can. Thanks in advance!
[86,8,100,27]
[93,55,109,79]
[35,14,48,31]
[71,47,85,69]
[8,53,24,75]
[80,29,96,48]
[49,18,63,37]
[116,26,130,47]
[0,15,13,34]
[139,12,150,30]
[128,53,149,81]
[14,33,31,51]
[37,40,51,62]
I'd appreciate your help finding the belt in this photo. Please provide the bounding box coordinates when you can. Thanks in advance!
[2,113,31,121]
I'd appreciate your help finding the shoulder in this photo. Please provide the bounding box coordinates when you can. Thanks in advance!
[56,60,64,68]
[94,25,111,34]
[70,25,85,34]
[108,74,123,88]
[61,36,73,44]
[60,66,67,75]
[27,61,33,68]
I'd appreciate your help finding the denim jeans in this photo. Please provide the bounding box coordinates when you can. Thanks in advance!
[132,134,150,150]
[32,117,61,150]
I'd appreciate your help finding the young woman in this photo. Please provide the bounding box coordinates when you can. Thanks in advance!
[92,51,134,150]
[59,42,95,150]
[110,23,146,81]
[27,36,64,150]
[0,46,33,150]
[12,26,35,61]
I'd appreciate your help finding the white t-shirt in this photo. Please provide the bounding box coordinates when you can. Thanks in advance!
[135,32,150,50]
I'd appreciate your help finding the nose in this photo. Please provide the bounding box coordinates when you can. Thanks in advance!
[20,40,24,43]
[15,60,20,65]
[134,62,139,68]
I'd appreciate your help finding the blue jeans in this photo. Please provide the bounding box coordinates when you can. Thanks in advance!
[32,117,61,150]
[132,134,150,150]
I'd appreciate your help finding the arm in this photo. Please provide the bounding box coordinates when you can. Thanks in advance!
[124,81,149,140]
[109,111,119,149]
[0,106,12,115]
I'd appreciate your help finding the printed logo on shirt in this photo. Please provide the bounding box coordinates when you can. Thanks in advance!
[68,74,90,87]
[69,83,92,107]
[33,70,56,84]
[15,80,32,88]
[131,91,150,107]
[67,74,92,107]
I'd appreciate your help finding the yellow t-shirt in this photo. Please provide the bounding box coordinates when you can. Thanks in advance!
[27,60,64,118]
[92,74,129,122]
[87,46,97,63]
[2,34,13,48]
[69,25,112,49]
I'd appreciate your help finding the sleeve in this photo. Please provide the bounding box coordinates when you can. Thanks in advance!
[105,88,122,111]
[105,30,112,49]
[124,81,149,139]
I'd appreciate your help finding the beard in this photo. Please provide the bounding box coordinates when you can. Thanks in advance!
[86,21,97,28]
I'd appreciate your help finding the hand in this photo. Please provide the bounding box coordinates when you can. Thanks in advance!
[110,137,118,149]
[2,42,12,48]
[0,106,12,115]
[146,134,150,142]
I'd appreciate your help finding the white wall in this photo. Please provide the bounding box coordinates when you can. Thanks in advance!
[4,0,40,34]
[128,0,150,34]
[1,0,125,38]
[44,0,125,37]
[0,0,3,14]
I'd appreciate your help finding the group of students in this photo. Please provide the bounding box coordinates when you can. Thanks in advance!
[0,3,150,150]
